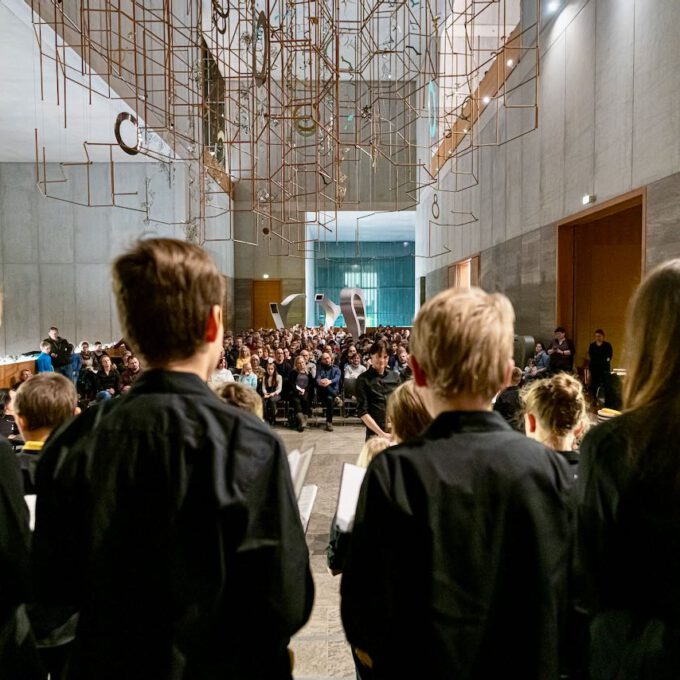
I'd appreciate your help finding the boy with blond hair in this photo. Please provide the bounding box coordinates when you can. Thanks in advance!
[32,239,313,680]
[341,287,573,679]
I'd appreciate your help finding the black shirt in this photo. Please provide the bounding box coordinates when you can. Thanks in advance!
[549,338,575,372]
[341,411,573,679]
[32,370,313,679]
[493,385,524,431]
[355,366,401,432]
[44,336,73,368]
[588,341,613,375]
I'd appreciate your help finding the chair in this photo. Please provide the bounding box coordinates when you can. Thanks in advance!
[342,378,360,420]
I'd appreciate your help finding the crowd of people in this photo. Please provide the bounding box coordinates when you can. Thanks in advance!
[1,237,678,680]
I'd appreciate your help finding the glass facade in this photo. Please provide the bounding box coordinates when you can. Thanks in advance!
[313,241,415,327]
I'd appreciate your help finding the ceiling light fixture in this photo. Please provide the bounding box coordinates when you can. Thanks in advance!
[582,194,596,206]
[263,273,270,279]
[506,59,514,67]
[482,96,491,105]
[547,1,561,14]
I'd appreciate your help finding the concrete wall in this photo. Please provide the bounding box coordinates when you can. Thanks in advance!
[415,0,680,340]
[0,162,233,354]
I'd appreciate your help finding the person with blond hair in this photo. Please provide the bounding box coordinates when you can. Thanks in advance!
[576,259,680,679]
[385,379,431,444]
[32,238,313,680]
[522,373,588,478]
[341,286,572,679]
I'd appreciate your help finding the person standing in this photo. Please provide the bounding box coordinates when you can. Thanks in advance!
[32,238,313,680]
[587,329,613,401]
[548,326,575,374]
[36,341,54,373]
[355,339,400,440]
[341,287,573,679]
[43,327,73,379]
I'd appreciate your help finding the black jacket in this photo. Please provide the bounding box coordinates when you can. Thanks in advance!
[32,370,314,680]
[355,367,401,431]
[341,411,573,679]
[45,336,73,368]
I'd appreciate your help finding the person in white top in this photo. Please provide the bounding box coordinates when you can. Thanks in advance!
[210,356,235,387]
[344,352,367,380]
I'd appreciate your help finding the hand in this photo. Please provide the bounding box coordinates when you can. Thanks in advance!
[108,388,115,394]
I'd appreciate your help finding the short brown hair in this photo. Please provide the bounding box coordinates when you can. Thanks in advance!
[213,382,263,419]
[112,238,225,366]
[14,373,77,432]
[387,380,432,443]
[410,287,514,400]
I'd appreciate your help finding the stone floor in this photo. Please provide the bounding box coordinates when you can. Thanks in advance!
[278,421,365,680]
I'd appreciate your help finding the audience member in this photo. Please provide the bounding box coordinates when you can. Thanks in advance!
[214,382,264,420]
[288,355,313,431]
[493,366,524,431]
[386,379,432,444]
[250,353,264,382]
[239,361,258,390]
[36,342,54,373]
[91,341,108,371]
[14,369,33,389]
[522,373,588,478]
[94,355,120,401]
[576,259,680,680]
[548,326,575,374]
[0,390,19,438]
[32,238,313,679]
[120,356,143,394]
[44,327,73,379]
[587,329,613,401]
[210,355,234,386]
[524,341,550,381]
[341,287,573,679]
[356,339,400,440]
[316,352,341,432]
[343,351,366,380]
[235,346,252,372]
[261,360,283,425]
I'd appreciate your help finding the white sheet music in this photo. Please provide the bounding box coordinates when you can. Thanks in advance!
[335,463,367,532]
[297,484,318,534]
[287,446,315,499]
[25,495,36,531]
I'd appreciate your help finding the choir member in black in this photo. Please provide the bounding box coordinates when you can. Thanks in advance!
[576,260,680,680]
[341,287,573,679]
[32,238,313,680]
[355,339,400,440]
[492,366,524,431]
[587,329,613,401]
[0,436,43,678]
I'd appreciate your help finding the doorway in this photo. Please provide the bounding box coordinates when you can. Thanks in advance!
[557,191,645,370]
[252,279,282,329]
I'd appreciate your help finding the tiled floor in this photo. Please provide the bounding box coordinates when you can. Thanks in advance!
[278,421,365,680]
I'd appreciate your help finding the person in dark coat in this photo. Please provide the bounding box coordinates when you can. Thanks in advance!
[32,238,313,680]
[341,286,573,679]
[587,329,613,401]
[576,260,680,680]
[493,366,524,431]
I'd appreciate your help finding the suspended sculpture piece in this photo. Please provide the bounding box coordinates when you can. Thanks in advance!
[314,293,341,330]
[270,294,306,330]
[340,287,367,339]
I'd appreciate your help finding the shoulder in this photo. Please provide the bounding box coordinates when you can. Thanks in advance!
[580,414,630,473]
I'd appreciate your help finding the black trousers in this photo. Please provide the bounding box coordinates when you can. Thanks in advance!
[318,390,335,423]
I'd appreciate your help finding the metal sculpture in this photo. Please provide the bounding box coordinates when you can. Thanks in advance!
[314,293,341,330]
[340,287,367,339]
[269,294,306,330]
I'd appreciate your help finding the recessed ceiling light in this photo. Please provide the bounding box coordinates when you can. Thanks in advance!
[547,1,560,13]
[506,59,514,67]
[263,273,270,279]
[482,96,491,105]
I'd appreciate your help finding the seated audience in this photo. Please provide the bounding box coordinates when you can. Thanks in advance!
[343,352,366,380]
[394,346,412,382]
[524,341,550,381]
[576,259,680,680]
[91,341,108,371]
[210,356,235,386]
[493,366,525,431]
[120,356,143,394]
[78,342,94,371]
[316,352,341,432]
[548,327,575,374]
[288,355,313,431]
[250,353,265,383]
[235,346,252,373]
[31,238,313,679]
[260,360,283,426]
[238,362,258,390]
[341,287,573,679]
[36,342,54,373]
[0,390,19,438]
[94,355,120,401]
[14,369,33,390]
[214,382,264,420]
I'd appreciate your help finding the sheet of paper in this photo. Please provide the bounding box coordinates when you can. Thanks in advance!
[25,495,36,531]
[298,484,318,534]
[288,446,315,499]
[335,463,367,532]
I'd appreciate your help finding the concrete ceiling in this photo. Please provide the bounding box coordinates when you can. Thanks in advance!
[0,0,170,163]
[307,210,415,242]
